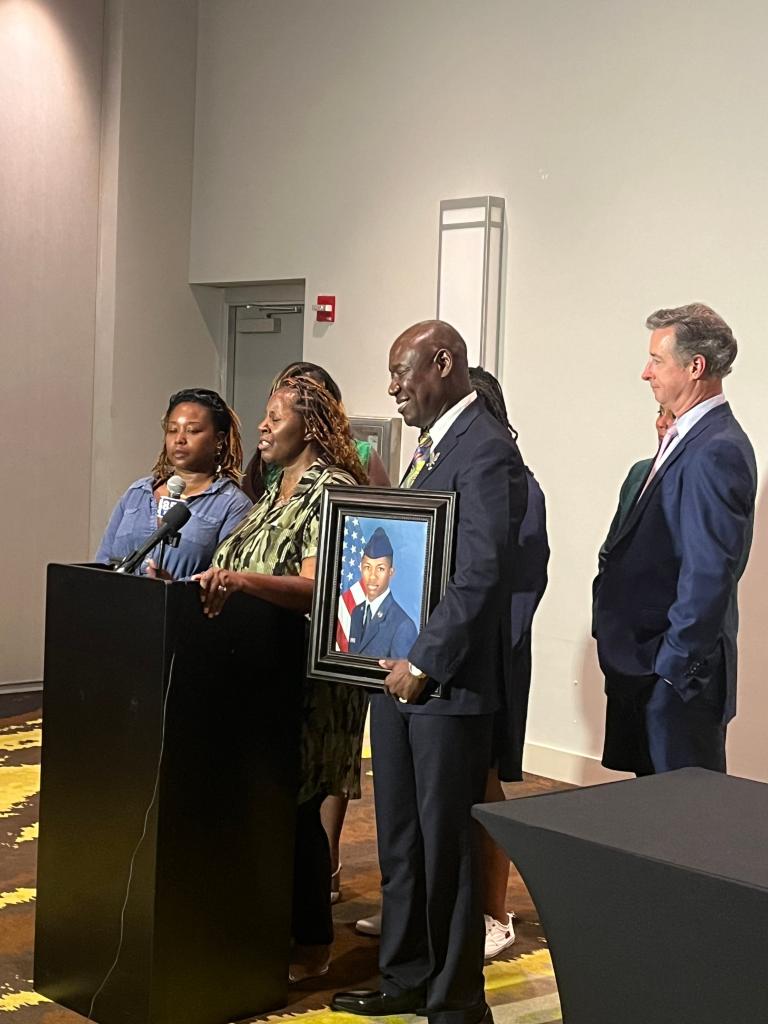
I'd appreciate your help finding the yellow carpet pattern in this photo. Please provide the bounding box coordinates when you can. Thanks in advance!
[0,705,561,1024]
[0,715,49,1022]
[265,953,561,1024]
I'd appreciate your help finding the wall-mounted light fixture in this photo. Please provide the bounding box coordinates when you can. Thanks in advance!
[436,196,504,374]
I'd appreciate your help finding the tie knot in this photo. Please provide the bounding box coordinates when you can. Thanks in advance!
[660,423,678,450]
[417,430,432,450]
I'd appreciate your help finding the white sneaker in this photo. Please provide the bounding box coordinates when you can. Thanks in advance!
[484,913,515,959]
[355,911,382,936]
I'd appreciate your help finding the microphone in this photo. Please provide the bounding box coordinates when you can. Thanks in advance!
[114,500,192,575]
[157,474,186,519]
[168,474,185,499]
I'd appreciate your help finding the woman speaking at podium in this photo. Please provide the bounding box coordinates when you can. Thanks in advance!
[196,373,368,984]
[242,359,389,901]
[242,360,390,501]
[95,388,252,577]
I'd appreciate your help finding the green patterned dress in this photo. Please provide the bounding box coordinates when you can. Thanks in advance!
[212,460,368,804]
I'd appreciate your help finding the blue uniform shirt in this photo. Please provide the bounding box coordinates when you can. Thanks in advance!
[95,475,252,579]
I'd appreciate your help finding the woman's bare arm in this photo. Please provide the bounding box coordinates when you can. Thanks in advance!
[196,558,317,616]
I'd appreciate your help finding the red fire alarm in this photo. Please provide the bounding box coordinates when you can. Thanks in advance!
[313,295,336,323]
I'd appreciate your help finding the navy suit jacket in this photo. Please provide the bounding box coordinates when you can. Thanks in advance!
[402,400,528,716]
[349,592,418,659]
[594,402,756,722]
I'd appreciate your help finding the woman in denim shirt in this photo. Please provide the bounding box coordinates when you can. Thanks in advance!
[95,388,252,577]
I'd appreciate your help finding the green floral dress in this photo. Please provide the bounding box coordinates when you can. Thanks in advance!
[213,460,368,803]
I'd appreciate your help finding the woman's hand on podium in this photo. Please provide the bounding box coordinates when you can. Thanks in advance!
[194,566,241,618]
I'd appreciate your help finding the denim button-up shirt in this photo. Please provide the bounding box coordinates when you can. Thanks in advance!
[95,475,252,579]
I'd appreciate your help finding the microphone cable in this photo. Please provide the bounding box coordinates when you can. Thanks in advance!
[87,649,177,1020]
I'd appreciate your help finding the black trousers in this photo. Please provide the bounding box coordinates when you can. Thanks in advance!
[371,694,493,1024]
[291,792,333,946]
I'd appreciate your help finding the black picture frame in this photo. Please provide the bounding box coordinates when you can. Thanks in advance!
[307,486,456,689]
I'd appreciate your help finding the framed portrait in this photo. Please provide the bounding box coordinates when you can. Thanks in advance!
[307,486,456,689]
[348,416,402,482]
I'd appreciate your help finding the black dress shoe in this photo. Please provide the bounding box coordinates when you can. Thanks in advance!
[331,988,427,1016]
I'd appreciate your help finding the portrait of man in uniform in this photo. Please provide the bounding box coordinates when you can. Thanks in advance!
[336,522,424,660]
[347,527,419,659]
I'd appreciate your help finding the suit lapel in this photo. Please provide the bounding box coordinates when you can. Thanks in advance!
[607,403,732,551]
[411,402,481,489]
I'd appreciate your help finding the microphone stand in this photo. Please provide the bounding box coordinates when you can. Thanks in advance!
[113,502,191,575]
[156,530,181,574]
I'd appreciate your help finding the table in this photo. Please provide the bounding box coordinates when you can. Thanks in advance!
[474,768,768,1024]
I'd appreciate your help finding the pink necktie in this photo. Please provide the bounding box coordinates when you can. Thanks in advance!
[639,424,679,499]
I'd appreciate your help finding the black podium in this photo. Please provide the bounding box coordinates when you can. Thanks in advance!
[474,768,768,1024]
[34,564,305,1024]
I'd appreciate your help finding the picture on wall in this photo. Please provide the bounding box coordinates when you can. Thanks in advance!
[348,416,403,483]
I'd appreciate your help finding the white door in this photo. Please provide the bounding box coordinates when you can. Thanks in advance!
[229,303,304,461]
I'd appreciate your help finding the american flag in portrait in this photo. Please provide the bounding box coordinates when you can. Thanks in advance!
[336,518,367,652]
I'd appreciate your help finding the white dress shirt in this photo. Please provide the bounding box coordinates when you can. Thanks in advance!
[655,392,726,471]
[363,588,391,623]
[428,390,477,447]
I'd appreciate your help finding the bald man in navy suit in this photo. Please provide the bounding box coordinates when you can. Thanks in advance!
[333,321,527,1024]
[348,528,418,660]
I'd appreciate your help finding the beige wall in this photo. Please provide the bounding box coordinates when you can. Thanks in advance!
[191,0,768,781]
[0,0,216,684]
[90,0,218,550]
[0,0,103,684]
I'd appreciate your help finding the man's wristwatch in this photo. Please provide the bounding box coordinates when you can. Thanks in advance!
[408,662,428,681]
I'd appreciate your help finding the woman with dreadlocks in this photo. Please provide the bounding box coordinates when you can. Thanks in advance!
[196,374,368,984]
[241,360,391,910]
[95,387,251,577]
[242,360,391,502]
[469,366,549,960]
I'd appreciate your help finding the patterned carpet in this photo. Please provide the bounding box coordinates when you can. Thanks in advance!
[0,694,563,1024]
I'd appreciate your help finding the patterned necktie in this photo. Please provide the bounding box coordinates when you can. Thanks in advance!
[401,430,433,489]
